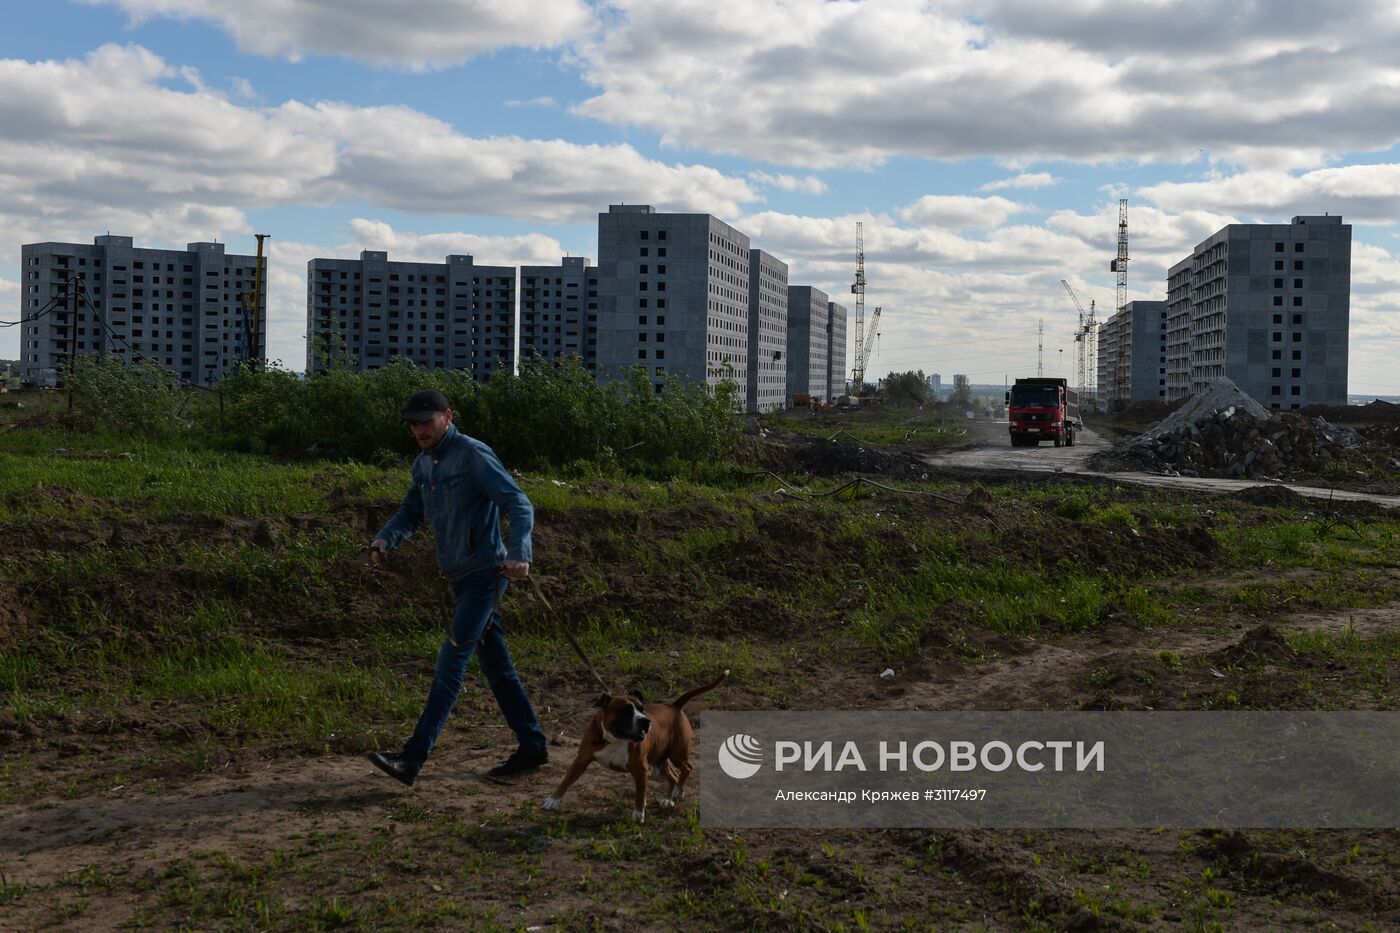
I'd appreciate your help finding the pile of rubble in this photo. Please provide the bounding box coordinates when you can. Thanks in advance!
[1098,378,1363,479]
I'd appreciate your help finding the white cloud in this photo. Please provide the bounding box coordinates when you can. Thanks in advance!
[901,195,1026,230]
[504,96,559,109]
[1141,164,1400,224]
[981,172,1057,191]
[230,76,257,100]
[1,277,24,359]
[84,0,593,69]
[748,172,827,195]
[0,44,760,259]
[573,0,1400,170]
[343,219,569,267]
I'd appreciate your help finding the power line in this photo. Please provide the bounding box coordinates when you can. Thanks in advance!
[0,293,64,328]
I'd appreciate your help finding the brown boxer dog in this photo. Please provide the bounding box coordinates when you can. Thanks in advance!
[543,671,728,822]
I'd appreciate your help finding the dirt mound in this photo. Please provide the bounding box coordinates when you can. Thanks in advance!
[1301,399,1400,424]
[790,436,933,480]
[1,513,342,557]
[1195,830,1385,907]
[1148,379,1268,435]
[1229,484,1306,507]
[4,483,111,514]
[1095,379,1366,480]
[1213,624,1297,667]
[0,581,28,640]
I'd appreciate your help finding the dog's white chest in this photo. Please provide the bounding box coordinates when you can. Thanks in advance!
[594,740,632,771]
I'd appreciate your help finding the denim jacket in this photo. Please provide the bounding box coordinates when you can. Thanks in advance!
[375,424,533,580]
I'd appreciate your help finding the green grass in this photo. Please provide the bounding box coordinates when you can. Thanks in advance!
[6,414,1400,931]
[0,429,404,519]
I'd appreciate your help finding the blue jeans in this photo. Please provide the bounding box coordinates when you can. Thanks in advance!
[402,569,547,764]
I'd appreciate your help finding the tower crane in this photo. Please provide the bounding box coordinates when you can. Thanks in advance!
[1109,199,1129,406]
[849,222,885,398]
[1061,279,1100,403]
[850,222,867,393]
[237,233,270,367]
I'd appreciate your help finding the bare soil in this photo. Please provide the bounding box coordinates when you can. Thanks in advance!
[2,468,1399,929]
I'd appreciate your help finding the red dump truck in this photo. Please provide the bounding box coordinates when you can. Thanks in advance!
[1005,377,1081,447]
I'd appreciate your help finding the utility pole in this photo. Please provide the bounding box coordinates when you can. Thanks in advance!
[1037,318,1044,377]
[66,273,79,409]
[251,234,269,368]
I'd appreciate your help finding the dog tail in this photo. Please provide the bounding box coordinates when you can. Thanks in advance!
[670,670,729,710]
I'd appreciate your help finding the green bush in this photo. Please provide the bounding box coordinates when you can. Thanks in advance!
[68,355,187,437]
[215,356,740,474]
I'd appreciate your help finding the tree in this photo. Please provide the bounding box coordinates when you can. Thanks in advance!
[883,370,930,407]
[951,374,973,407]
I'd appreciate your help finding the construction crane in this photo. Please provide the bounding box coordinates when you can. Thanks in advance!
[238,233,270,367]
[850,222,867,394]
[1061,279,1098,399]
[861,305,881,388]
[1109,199,1129,406]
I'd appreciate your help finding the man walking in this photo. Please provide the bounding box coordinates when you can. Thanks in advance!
[366,388,549,785]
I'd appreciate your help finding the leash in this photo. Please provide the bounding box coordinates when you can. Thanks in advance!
[407,556,613,696]
[525,573,614,697]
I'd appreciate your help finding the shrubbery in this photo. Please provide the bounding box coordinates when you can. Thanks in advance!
[67,355,741,474]
[68,355,187,437]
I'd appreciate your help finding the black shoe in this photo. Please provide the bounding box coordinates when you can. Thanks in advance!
[368,751,420,787]
[487,747,548,777]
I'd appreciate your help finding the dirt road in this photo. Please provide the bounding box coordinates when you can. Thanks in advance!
[933,421,1400,509]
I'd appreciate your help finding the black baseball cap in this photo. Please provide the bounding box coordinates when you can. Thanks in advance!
[401,388,451,422]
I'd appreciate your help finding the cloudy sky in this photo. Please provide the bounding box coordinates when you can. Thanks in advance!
[5,0,1400,396]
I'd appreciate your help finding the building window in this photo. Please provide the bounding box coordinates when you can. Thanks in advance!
[1292,368,1301,378]
[1292,350,1302,360]
[1273,314,1283,324]
[1294,261,1303,271]
[1293,278,1303,288]
[1274,243,1284,252]
[1272,350,1282,360]
[1272,332,1282,342]
[638,349,647,359]
[1292,332,1302,342]
[1272,368,1281,378]
[1275,261,1284,271]
[1294,243,1304,252]
[1292,314,1302,325]
[1271,386,1281,396]
[1273,296,1283,306]
[1273,278,1283,288]
[1290,386,1301,395]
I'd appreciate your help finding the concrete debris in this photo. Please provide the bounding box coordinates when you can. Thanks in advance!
[1140,378,1269,440]
[1097,378,1366,480]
